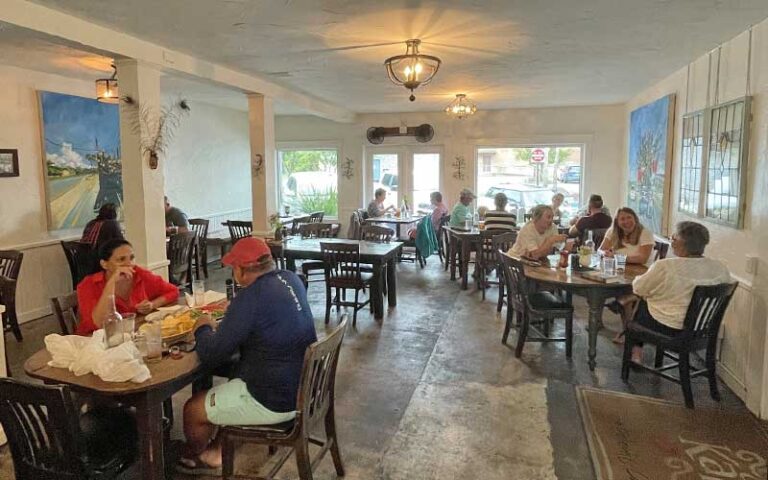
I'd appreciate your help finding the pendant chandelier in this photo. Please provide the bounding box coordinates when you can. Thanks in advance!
[384,39,441,102]
[444,94,477,119]
[95,65,119,104]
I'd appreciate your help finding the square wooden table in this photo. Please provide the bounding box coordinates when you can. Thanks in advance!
[443,226,483,290]
[281,238,402,319]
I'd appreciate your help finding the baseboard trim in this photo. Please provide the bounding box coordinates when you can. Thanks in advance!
[718,361,749,405]
[19,305,52,324]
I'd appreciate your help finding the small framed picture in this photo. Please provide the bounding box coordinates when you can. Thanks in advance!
[0,149,19,177]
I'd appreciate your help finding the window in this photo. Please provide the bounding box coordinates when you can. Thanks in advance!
[476,145,583,221]
[277,148,338,217]
[677,97,750,228]
[367,147,441,211]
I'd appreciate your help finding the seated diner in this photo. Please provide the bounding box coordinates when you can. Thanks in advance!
[599,207,654,265]
[367,187,396,218]
[568,194,612,237]
[449,188,476,227]
[508,204,567,259]
[484,192,517,231]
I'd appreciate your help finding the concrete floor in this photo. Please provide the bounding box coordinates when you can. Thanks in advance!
[0,258,753,479]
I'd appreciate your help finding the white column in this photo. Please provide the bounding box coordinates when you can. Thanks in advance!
[247,94,277,235]
[116,59,168,276]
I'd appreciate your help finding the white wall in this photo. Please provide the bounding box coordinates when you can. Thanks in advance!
[624,18,768,418]
[163,100,251,223]
[276,104,625,227]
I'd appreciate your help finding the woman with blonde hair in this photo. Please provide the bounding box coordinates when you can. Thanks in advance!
[599,207,654,265]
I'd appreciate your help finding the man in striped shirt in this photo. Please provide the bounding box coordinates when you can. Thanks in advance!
[484,192,517,231]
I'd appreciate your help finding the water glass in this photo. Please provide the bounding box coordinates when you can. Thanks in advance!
[134,333,148,358]
[192,279,206,307]
[121,313,136,339]
[603,256,616,276]
[143,321,163,363]
[615,253,627,273]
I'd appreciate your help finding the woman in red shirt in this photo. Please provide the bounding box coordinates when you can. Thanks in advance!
[76,239,179,336]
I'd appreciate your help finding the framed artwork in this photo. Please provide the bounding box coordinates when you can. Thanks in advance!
[39,91,121,230]
[627,94,676,236]
[0,149,19,177]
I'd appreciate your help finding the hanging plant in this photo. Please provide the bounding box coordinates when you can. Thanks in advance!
[123,97,191,169]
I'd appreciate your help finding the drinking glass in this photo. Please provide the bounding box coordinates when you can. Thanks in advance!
[144,321,163,363]
[603,256,616,276]
[615,253,627,273]
[134,333,148,358]
[192,279,206,307]
[121,313,136,339]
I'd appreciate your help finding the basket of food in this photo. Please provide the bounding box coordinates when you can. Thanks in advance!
[144,308,196,346]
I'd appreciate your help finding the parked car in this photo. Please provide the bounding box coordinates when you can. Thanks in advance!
[374,172,398,192]
[479,185,555,214]
[559,165,581,183]
[282,171,336,213]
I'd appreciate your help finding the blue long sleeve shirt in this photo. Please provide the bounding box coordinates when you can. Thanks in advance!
[194,270,317,412]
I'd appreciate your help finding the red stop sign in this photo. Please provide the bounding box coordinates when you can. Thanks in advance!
[531,149,545,163]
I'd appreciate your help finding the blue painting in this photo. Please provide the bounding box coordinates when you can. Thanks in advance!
[40,91,121,229]
[627,94,675,236]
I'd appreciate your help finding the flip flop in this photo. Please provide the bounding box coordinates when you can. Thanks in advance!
[176,456,222,476]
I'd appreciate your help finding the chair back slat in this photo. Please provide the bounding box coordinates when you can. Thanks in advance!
[0,250,23,280]
[296,318,348,432]
[51,292,80,335]
[0,378,84,479]
[478,230,517,268]
[225,220,253,244]
[360,225,394,243]
[497,252,528,312]
[321,243,361,285]
[188,219,210,249]
[300,223,333,239]
[308,211,325,223]
[654,240,670,261]
[682,283,737,339]
[167,231,196,285]
[0,275,18,315]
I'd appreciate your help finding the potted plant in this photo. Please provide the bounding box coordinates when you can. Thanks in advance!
[269,214,284,241]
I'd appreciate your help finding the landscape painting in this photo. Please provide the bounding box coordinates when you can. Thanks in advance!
[627,94,675,236]
[40,91,121,229]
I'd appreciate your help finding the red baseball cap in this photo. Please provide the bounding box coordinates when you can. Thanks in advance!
[222,237,272,268]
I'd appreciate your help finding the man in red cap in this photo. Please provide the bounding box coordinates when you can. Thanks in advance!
[178,237,317,474]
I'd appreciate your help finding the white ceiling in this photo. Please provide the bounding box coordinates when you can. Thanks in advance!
[11,1,768,114]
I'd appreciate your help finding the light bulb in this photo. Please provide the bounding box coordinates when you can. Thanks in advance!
[415,63,423,74]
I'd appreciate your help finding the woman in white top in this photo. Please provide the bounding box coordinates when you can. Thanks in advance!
[627,221,731,364]
[599,207,654,265]
[508,205,566,259]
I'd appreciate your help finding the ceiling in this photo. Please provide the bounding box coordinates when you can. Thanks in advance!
[11,1,768,114]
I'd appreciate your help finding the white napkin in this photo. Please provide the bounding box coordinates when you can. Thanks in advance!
[185,290,227,307]
[45,330,151,383]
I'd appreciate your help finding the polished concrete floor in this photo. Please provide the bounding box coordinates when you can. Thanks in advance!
[0,258,754,479]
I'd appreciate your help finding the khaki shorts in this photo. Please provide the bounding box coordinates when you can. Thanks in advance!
[204,378,296,426]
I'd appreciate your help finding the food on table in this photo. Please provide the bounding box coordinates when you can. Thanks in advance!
[141,310,196,338]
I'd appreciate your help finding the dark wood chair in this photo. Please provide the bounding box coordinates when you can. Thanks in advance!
[475,231,517,303]
[0,378,137,480]
[225,220,253,245]
[360,224,394,243]
[290,215,311,236]
[167,231,197,289]
[437,214,450,265]
[308,211,325,223]
[0,249,23,342]
[322,243,372,326]
[299,223,334,285]
[51,292,80,335]
[497,252,574,358]
[653,239,670,261]
[61,241,94,289]
[441,217,456,272]
[621,283,737,409]
[189,218,210,279]
[220,317,348,480]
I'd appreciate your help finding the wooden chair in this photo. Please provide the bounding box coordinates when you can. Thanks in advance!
[51,292,80,335]
[441,217,456,272]
[0,378,136,480]
[189,218,210,279]
[653,240,670,261]
[220,317,348,480]
[622,283,737,409]
[437,214,450,265]
[360,224,394,243]
[225,220,253,245]
[308,211,325,223]
[475,231,517,303]
[299,223,334,284]
[290,215,311,236]
[0,249,23,342]
[61,241,94,289]
[322,243,372,326]
[497,252,574,358]
[167,231,197,289]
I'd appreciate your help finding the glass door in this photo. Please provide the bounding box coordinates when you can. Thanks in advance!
[370,151,401,209]
[411,151,441,211]
[366,147,441,213]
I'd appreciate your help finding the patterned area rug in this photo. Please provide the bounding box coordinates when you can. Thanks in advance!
[576,387,768,480]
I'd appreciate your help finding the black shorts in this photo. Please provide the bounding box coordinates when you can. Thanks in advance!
[633,300,682,337]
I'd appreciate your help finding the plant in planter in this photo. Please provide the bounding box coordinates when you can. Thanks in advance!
[269,214,284,240]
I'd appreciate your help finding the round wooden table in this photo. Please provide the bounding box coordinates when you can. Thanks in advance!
[522,262,647,371]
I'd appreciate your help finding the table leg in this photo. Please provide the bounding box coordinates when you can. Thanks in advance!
[449,235,458,281]
[135,394,165,480]
[372,264,384,319]
[460,238,470,290]
[586,290,606,371]
[386,256,397,308]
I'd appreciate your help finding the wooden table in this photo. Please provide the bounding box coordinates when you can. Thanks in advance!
[443,226,483,290]
[24,348,210,480]
[520,262,647,371]
[364,215,423,238]
[282,238,402,319]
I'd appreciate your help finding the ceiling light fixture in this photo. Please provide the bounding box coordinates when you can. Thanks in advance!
[95,64,119,104]
[384,39,441,102]
[444,94,477,119]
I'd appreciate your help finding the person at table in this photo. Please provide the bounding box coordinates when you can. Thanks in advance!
[551,193,565,222]
[178,237,317,473]
[568,194,612,237]
[484,192,517,231]
[569,194,611,226]
[599,207,654,265]
[449,188,476,227]
[81,203,124,250]
[508,205,567,259]
[165,195,190,234]
[367,188,396,218]
[76,239,179,336]
[428,191,449,232]
[628,221,730,364]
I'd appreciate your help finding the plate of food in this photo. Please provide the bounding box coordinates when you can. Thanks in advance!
[144,308,197,345]
[196,299,228,320]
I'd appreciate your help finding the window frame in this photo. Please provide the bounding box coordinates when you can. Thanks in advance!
[275,141,341,220]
